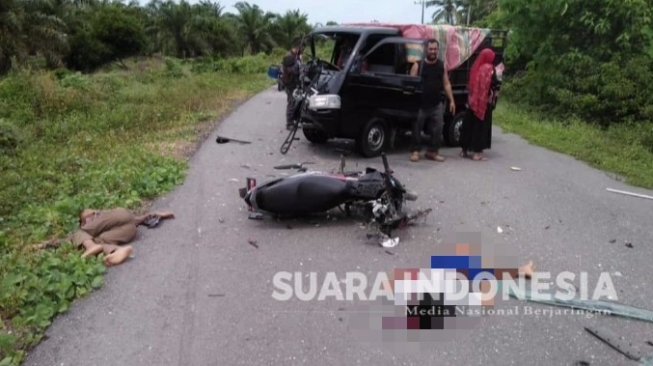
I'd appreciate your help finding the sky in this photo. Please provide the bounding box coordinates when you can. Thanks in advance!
[218,0,427,25]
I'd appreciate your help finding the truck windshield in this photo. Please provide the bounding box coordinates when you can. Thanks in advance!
[311,32,360,70]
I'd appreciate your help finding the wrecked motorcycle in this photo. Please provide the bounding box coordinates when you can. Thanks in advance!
[238,154,430,247]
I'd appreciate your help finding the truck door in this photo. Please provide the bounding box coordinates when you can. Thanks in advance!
[343,38,424,128]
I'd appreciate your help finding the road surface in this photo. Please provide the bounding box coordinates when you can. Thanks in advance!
[27,88,653,366]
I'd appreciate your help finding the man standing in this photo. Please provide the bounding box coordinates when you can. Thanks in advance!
[282,42,301,130]
[409,39,455,162]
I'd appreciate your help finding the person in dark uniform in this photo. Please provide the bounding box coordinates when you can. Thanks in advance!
[460,48,500,161]
[409,39,455,163]
[282,42,301,130]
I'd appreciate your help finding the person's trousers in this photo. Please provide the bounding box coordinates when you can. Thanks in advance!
[72,208,137,246]
[285,87,297,125]
[411,103,444,152]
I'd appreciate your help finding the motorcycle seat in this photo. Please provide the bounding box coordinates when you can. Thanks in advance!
[256,174,350,214]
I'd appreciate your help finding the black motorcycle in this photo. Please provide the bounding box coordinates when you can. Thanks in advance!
[239,154,430,247]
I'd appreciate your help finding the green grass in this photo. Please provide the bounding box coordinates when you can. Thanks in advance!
[494,102,653,189]
[0,55,274,365]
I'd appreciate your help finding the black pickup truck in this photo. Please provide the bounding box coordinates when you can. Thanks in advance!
[297,25,507,157]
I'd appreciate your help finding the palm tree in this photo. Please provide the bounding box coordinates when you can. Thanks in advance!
[22,0,69,68]
[0,0,68,73]
[0,0,24,73]
[456,0,499,26]
[147,0,194,57]
[233,1,275,54]
[271,9,311,50]
[426,0,463,25]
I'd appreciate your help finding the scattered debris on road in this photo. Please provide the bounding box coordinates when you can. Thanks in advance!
[208,293,226,298]
[218,218,225,224]
[511,166,522,171]
[519,260,535,279]
[585,326,643,361]
[381,237,400,248]
[509,290,653,324]
[544,225,550,230]
[626,242,634,249]
[609,239,617,244]
[497,226,504,234]
[573,361,590,366]
[606,188,653,201]
[216,135,252,145]
[247,239,259,249]
[385,250,395,256]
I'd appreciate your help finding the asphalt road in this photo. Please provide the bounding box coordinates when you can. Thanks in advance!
[26,88,653,366]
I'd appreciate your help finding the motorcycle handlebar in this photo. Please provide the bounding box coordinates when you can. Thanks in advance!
[381,153,391,175]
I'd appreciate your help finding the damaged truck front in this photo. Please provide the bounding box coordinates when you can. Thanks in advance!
[299,24,507,157]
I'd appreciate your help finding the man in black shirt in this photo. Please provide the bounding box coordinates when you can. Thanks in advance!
[282,43,301,129]
[409,39,455,162]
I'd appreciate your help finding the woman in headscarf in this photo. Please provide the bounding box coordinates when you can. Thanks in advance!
[460,48,500,161]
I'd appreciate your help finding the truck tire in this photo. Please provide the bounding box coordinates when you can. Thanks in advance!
[303,128,328,144]
[447,112,466,147]
[357,118,387,158]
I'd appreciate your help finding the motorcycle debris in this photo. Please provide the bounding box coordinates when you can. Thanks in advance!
[626,242,634,249]
[247,239,259,249]
[609,239,617,243]
[216,135,252,145]
[381,237,400,249]
[497,226,504,234]
[385,250,395,256]
[511,167,522,171]
[585,326,643,361]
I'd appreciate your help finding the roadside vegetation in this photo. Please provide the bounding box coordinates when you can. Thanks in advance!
[495,103,653,188]
[0,55,275,366]
[0,0,302,363]
[467,0,653,187]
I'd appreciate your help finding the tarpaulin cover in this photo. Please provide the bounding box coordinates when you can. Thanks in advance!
[346,24,492,71]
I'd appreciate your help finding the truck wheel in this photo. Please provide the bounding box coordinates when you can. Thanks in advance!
[357,118,387,157]
[447,112,466,147]
[303,128,328,144]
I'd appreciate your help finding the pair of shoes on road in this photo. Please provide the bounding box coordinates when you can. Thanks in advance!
[410,151,446,162]
[461,150,488,161]
[425,152,446,162]
[471,153,488,161]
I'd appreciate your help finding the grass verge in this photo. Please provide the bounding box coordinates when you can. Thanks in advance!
[0,55,273,365]
[494,102,653,189]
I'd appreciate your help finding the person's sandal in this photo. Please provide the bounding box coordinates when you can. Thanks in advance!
[472,154,488,161]
[425,152,445,162]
